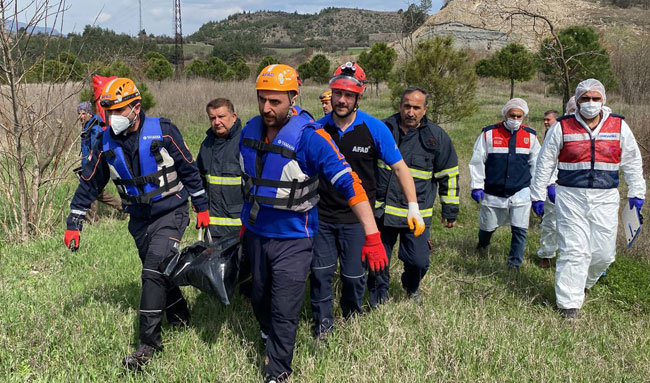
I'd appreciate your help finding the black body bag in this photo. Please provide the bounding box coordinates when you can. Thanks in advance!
[163,230,240,305]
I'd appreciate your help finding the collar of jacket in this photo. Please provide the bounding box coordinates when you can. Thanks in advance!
[385,112,430,133]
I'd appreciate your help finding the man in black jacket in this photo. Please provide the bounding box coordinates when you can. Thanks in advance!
[196,98,243,241]
[63,78,210,370]
[369,87,460,307]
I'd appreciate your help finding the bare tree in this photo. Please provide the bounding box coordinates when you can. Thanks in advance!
[478,2,572,110]
[0,0,84,242]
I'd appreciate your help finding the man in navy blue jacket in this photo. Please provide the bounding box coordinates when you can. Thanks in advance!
[64,78,210,370]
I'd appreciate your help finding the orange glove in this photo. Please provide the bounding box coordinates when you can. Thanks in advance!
[64,230,80,251]
[361,232,387,272]
[407,202,425,237]
[196,210,210,229]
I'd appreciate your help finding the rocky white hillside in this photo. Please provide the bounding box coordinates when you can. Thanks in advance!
[414,0,650,51]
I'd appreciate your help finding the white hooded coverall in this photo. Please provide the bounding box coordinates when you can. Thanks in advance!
[531,109,645,309]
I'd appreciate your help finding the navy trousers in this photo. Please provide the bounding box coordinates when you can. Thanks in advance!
[478,226,527,266]
[309,221,366,336]
[368,220,431,307]
[246,230,312,379]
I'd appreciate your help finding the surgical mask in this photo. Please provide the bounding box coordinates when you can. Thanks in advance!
[579,101,602,119]
[109,107,136,135]
[505,118,522,130]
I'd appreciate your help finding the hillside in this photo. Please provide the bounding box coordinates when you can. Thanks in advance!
[189,7,402,48]
[414,0,650,51]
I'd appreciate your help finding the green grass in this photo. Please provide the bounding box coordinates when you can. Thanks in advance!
[2,80,650,382]
[158,43,214,57]
[270,47,305,56]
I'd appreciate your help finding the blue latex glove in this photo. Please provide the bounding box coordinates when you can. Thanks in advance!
[532,200,545,216]
[471,189,484,204]
[547,185,556,204]
[629,197,644,213]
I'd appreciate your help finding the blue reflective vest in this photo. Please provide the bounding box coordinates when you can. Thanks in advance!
[240,110,320,236]
[102,117,183,205]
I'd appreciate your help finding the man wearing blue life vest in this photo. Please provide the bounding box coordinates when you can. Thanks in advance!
[531,79,645,319]
[63,78,210,370]
[309,62,423,340]
[369,87,460,308]
[240,64,387,383]
[469,98,541,272]
[77,101,122,221]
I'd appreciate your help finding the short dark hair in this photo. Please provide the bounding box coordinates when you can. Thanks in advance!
[544,110,560,119]
[206,98,235,114]
[401,86,429,106]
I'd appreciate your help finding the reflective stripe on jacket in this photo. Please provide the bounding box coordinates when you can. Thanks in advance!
[557,114,622,189]
[197,119,243,238]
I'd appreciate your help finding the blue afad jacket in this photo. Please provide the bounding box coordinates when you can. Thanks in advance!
[81,114,102,167]
[103,117,183,205]
[239,108,367,239]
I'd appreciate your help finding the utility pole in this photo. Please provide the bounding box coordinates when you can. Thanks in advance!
[173,0,184,76]
[138,0,143,43]
[139,0,142,35]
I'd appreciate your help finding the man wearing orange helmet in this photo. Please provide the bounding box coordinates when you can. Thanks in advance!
[309,62,423,340]
[63,78,210,370]
[319,90,332,115]
[241,64,386,383]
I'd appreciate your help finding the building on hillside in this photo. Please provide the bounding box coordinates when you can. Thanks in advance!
[416,22,511,51]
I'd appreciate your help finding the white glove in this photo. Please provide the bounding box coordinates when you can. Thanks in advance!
[407,202,425,237]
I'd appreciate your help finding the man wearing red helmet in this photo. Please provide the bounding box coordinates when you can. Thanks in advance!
[310,61,424,340]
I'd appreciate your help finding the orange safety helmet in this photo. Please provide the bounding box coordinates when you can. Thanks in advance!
[330,61,367,94]
[255,64,300,93]
[319,90,332,102]
[99,77,141,110]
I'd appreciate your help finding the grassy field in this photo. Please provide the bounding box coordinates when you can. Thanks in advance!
[1,79,650,382]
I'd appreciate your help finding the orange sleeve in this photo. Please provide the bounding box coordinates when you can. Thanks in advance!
[347,171,368,207]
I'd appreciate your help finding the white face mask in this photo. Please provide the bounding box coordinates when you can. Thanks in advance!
[505,118,522,130]
[109,107,136,135]
[579,101,602,119]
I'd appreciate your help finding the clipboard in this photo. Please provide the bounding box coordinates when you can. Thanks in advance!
[622,203,642,248]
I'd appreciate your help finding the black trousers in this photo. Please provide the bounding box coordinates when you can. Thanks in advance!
[246,230,312,379]
[368,220,431,307]
[128,203,190,348]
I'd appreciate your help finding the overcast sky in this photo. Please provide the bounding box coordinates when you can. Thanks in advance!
[13,0,445,36]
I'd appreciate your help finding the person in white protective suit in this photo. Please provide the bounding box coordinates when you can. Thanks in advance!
[536,103,575,268]
[531,79,646,319]
[469,98,541,271]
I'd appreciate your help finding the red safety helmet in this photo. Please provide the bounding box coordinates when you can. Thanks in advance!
[330,61,367,95]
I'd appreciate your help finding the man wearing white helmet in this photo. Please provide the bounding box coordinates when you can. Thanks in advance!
[531,79,646,319]
[469,98,541,271]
